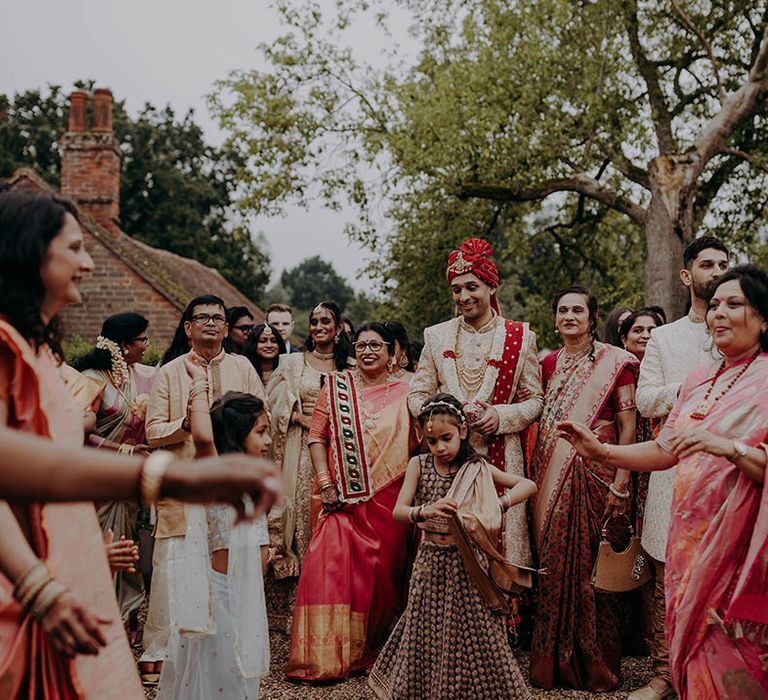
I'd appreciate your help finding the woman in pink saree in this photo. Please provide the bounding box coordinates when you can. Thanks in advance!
[559,265,768,699]
[286,323,418,681]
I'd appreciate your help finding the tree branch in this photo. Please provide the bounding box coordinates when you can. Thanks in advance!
[721,147,768,174]
[670,0,725,102]
[456,173,647,226]
[595,139,650,188]
[693,27,768,171]
[622,0,677,153]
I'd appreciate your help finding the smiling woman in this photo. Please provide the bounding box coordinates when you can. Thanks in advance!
[286,322,420,681]
[557,266,768,699]
[0,191,142,698]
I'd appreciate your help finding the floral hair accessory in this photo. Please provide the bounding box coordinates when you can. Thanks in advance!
[96,335,129,386]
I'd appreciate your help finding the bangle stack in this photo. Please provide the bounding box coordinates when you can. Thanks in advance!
[187,379,209,416]
[313,472,334,492]
[140,450,174,504]
[408,504,426,523]
[13,561,68,620]
[608,483,630,499]
[499,493,511,512]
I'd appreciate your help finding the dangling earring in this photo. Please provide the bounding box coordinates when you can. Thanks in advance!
[398,355,408,368]
[334,334,340,345]
[554,327,560,335]
[387,357,395,372]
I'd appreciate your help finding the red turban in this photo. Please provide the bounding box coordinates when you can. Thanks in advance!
[446,238,499,288]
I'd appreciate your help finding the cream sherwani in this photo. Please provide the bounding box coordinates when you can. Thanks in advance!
[140,349,265,663]
[636,309,716,561]
[409,315,543,565]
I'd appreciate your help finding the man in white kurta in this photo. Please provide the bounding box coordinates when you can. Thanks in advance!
[140,296,265,675]
[633,236,728,700]
[409,238,543,566]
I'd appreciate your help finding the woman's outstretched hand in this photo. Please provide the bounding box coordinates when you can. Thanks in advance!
[556,421,608,462]
[104,530,139,574]
[161,455,281,523]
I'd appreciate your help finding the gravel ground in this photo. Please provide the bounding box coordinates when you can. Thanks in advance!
[136,612,653,699]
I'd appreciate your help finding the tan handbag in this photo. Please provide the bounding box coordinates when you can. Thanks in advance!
[591,515,652,592]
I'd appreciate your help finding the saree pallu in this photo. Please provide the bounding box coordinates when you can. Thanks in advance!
[0,319,142,699]
[285,376,416,680]
[529,343,638,691]
[659,355,768,699]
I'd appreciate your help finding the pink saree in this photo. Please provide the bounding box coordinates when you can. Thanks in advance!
[657,353,768,699]
[285,373,417,680]
[0,319,142,699]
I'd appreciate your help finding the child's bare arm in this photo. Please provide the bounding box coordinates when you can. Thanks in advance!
[393,456,422,524]
[489,464,537,507]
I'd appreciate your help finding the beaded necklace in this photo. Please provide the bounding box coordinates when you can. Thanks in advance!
[689,349,760,420]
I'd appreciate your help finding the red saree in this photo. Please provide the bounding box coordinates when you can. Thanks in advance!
[659,355,768,699]
[285,373,417,680]
[0,320,142,699]
[529,342,638,691]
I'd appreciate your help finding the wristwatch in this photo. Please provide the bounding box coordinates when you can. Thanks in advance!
[730,440,749,462]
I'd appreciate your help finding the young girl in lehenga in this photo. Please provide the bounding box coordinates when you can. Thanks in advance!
[369,393,535,700]
[157,354,270,700]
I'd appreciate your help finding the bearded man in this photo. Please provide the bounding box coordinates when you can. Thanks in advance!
[408,238,543,565]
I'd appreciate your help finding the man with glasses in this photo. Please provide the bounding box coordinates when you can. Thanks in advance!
[408,238,543,568]
[140,294,266,682]
[225,306,255,354]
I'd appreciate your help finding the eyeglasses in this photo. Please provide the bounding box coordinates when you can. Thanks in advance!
[191,313,227,326]
[233,324,254,335]
[353,340,385,353]
[133,336,150,345]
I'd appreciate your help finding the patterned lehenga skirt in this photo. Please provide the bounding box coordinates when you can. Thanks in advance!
[369,541,530,700]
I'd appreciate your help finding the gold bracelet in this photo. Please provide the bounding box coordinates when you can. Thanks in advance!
[140,450,174,505]
[18,572,54,611]
[13,561,48,601]
[30,580,68,621]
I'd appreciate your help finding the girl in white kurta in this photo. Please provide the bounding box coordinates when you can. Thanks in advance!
[158,354,270,700]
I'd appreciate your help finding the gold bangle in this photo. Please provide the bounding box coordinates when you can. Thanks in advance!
[18,572,54,611]
[140,450,174,505]
[30,580,68,621]
[13,561,48,601]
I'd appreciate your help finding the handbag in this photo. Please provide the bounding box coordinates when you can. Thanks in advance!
[591,515,652,592]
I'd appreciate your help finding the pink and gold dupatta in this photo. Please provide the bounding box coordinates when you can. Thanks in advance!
[659,354,768,699]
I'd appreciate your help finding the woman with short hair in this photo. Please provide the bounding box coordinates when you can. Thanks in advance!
[529,285,638,692]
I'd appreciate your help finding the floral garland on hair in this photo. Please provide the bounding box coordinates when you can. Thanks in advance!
[96,335,129,387]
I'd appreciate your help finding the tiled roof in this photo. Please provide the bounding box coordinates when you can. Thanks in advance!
[3,167,266,320]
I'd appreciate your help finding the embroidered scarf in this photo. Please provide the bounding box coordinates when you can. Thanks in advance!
[488,320,525,471]
[327,370,373,503]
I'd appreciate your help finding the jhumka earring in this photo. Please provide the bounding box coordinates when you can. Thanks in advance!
[398,355,409,368]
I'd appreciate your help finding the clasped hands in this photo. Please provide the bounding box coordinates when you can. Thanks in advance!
[464,400,499,436]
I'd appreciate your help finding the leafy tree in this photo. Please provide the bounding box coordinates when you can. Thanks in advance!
[211,0,768,335]
[281,255,355,312]
[0,84,271,302]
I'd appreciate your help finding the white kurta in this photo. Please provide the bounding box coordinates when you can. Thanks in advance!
[636,309,717,561]
[409,315,543,566]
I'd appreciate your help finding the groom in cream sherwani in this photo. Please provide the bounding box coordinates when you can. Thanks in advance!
[408,238,543,565]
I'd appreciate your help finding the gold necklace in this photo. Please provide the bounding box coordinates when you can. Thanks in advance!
[453,320,493,394]
[559,340,593,370]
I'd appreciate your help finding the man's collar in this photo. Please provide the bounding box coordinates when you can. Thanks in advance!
[188,347,226,365]
[458,310,499,334]
[687,307,706,324]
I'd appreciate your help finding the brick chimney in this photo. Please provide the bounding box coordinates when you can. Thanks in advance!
[60,88,120,231]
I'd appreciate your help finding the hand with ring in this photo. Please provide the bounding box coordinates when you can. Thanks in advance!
[667,426,733,459]
[320,482,341,512]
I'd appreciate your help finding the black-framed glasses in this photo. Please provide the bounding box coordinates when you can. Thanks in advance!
[191,313,227,326]
[233,324,255,335]
[353,340,385,353]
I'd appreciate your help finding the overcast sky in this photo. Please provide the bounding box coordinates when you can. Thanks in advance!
[1,1,410,291]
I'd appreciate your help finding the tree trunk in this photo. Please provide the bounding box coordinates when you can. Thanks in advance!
[643,154,697,320]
